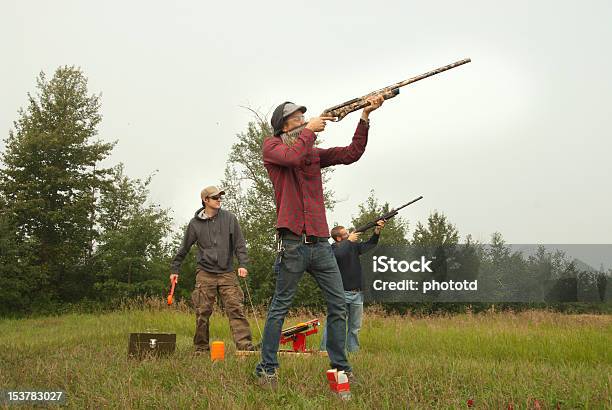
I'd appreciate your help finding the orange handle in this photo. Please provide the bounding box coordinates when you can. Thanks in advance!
[167,276,177,305]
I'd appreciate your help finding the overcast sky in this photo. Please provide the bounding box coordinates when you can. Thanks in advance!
[2,0,611,244]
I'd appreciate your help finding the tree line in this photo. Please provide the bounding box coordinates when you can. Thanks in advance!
[1,67,608,316]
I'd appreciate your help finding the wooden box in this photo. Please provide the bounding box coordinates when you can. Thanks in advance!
[128,332,176,359]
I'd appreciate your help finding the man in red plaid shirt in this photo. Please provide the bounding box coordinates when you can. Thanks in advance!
[255,95,384,387]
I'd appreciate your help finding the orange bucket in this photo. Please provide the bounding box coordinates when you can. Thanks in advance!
[210,341,225,361]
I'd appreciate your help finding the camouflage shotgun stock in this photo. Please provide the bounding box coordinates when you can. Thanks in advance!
[281,58,470,140]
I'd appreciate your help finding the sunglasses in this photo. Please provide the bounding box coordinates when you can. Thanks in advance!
[288,115,305,122]
[208,195,223,201]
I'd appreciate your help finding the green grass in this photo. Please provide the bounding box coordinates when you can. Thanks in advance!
[1,302,610,409]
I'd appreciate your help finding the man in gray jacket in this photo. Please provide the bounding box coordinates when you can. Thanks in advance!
[170,186,254,352]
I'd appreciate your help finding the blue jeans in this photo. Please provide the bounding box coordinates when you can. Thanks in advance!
[320,291,364,353]
[255,239,351,375]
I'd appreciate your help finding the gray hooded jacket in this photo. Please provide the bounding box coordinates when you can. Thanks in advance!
[170,207,248,274]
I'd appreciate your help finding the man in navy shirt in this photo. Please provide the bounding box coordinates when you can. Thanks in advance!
[320,220,385,353]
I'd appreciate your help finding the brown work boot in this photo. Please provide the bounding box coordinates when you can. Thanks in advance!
[193,347,209,356]
[255,371,278,389]
[237,343,258,352]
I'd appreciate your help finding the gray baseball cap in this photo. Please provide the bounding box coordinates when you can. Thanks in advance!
[282,102,306,118]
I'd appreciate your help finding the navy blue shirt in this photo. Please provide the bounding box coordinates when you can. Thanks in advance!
[331,233,379,291]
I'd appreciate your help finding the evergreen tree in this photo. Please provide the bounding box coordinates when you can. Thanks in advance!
[410,211,459,286]
[0,208,44,315]
[92,165,173,301]
[412,211,459,247]
[0,66,114,303]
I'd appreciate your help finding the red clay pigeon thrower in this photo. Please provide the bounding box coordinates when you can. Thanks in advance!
[279,319,321,353]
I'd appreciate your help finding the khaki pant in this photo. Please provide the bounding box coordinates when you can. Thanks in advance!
[191,269,253,351]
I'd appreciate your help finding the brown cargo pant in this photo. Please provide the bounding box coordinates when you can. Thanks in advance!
[191,269,253,351]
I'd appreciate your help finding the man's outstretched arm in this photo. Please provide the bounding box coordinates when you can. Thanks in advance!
[318,120,369,168]
[358,233,380,255]
[318,95,384,168]
[358,220,385,255]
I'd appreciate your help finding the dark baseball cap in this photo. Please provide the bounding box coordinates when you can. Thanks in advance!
[271,102,307,136]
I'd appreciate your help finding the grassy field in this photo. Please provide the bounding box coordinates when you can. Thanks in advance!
[1,302,610,409]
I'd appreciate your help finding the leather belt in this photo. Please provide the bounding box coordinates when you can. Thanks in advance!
[279,230,329,244]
